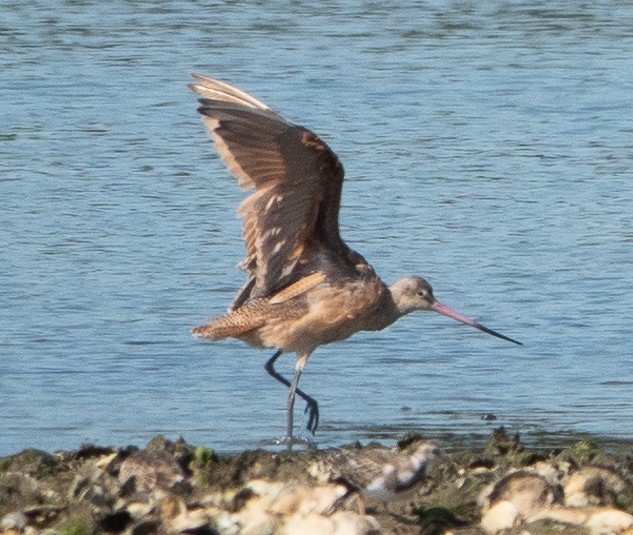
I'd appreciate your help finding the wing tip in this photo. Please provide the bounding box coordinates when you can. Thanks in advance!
[187,73,272,111]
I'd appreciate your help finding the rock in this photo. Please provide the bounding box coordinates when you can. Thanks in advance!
[118,450,186,493]
[131,519,161,535]
[159,495,186,522]
[22,504,64,528]
[98,509,133,532]
[529,505,633,534]
[485,427,522,455]
[484,470,559,519]
[209,509,242,535]
[231,495,275,535]
[244,479,347,517]
[0,450,58,477]
[586,509,633,535]
[237,506,274,535]
[245,480,285,503]
[564,466,629,507]
[0,473,43,510]
[228,480,356,534]
[95,452,119,470]
[528,505,592,525]
[481,500,521,534]
[294,484,348,516]
[170,507,209,533]
[330,511,381,534]
[122,500,154,520]
[280,512,336,535]
[0,512,27,532]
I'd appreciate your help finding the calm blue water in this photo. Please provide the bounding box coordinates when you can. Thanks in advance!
[2,1,632,455]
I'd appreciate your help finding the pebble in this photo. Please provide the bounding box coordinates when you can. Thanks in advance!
[170,507,209,533]
[531,506,633,535]
[484,470,558,518]
[330,511,381,535]
[481,500,521,534]
[586,509,633,535]
[564,466,628,507]
[0,512,27,532]
[119,450,185,493]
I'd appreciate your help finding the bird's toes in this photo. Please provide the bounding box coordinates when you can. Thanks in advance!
[304,401,320,434]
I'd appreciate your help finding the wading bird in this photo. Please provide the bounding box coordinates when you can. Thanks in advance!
[318,438,440,504]
[189,74,521,442]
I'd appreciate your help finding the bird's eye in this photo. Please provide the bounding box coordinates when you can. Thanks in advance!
[417,288,434,301]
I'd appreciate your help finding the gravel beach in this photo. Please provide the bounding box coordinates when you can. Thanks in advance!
[2,429,633,535]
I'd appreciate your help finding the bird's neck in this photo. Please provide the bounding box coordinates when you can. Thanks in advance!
[363,290,405,332]
[388,281,420,317]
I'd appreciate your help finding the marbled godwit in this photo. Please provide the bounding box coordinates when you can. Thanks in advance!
[188,74,521,442]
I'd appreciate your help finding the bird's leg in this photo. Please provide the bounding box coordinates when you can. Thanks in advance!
[287,370,298,440]
[264,351,320,435]
[286,353,309,440]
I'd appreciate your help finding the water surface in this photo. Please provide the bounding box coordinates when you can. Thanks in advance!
[2,1,632,454]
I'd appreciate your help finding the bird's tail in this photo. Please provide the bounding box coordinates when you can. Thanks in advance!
[192,301,267,341]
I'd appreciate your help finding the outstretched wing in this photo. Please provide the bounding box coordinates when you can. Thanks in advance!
[189,74,357,301]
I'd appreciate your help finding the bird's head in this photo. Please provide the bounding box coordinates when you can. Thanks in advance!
[389,276,522,345]
[389,276,436,314]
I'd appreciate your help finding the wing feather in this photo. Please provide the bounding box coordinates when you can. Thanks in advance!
[189,74,359,300]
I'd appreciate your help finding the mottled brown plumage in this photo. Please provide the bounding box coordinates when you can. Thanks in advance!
[188,75,359,304]
[317,439,440,502]
[188,74,521,442]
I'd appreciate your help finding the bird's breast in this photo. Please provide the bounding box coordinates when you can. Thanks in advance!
[258,275,392,354]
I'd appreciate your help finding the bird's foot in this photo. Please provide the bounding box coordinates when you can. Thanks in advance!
[303,397,320,434]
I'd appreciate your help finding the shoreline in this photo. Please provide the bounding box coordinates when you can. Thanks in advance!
[5,425,632,460]
[2,429,633,535]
